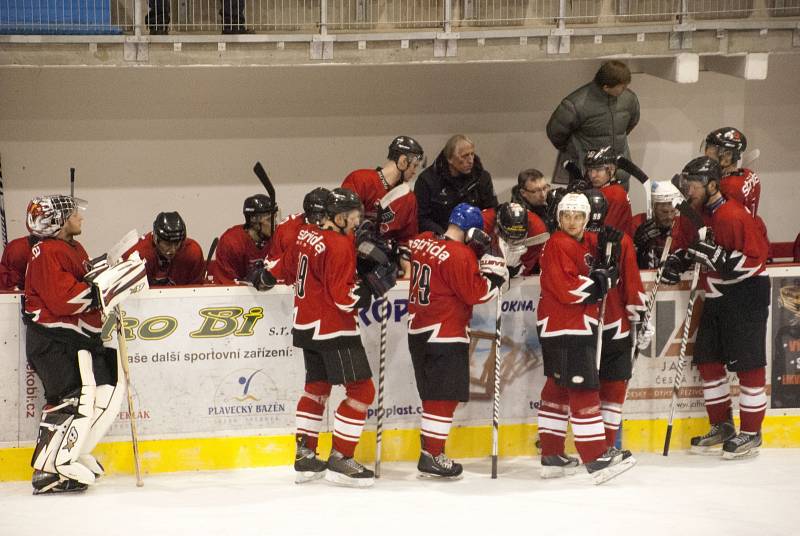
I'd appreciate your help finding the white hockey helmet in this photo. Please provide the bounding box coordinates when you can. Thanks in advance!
[651,180,683,206]
[556,192,591,231]
[26,195,86,238]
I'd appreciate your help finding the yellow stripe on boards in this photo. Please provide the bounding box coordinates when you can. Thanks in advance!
[2,415,799,482]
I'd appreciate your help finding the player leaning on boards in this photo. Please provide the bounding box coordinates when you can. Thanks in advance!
[209,194,278,285]
[535,192,636,485]
[407,203,507,478]
[23,195,146,494]
[342,136,426,278]
[253,188,396,488]
[661,157,770,459]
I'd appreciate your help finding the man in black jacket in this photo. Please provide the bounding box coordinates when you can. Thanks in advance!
[414,134,498,234]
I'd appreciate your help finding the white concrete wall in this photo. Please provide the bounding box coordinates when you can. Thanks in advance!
[0,55,798,256]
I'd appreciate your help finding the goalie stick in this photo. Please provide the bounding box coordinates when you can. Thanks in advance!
[105,229,146,486]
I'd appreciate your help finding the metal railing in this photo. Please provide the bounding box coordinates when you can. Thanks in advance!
[0,0,798,35]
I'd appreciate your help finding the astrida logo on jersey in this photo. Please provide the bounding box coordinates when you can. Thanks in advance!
[409,237,450,261]
[297,228,326,255]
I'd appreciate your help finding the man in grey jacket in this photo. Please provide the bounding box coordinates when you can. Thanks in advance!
[547,60,640,190]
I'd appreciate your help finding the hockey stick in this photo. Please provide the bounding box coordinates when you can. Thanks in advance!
[662,259,702,456]
[741,149,760,167]
[375,295,390,478]
[595,241,614,369]
[615,156,649,185]
[203,237,218,282]
[632,235,674,365]
[106,229,144,486]
[0,152,7,248]
[491,288,503,479]
[253,162,276,203]
[70,167,75,198]
[522,232,550,248]
[114,305,144,486]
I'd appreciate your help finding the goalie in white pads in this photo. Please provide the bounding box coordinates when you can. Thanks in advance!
[23,195,147,494]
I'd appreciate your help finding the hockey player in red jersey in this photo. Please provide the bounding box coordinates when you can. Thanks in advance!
[584,147,633,235]
[631,181,689,269]
[703,127,760,217]
[342,136,425,277]
[662,157,770,459]
[536,192,636,484]
[258,188,395,487]
[24,195,146,494]
[482,202,549,276]
[407,203,507,478]
[265,187,329,278]
[0,234,38,290]
[209,194,277,285]
[125,212,205,286]
[585,189,649,447]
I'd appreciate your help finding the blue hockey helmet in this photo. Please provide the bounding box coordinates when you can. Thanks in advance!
[448,203,483,233]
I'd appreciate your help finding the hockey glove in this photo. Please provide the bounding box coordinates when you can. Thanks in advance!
[248,267,277,292]
[480,253,509,290]
[362,262,397,298]
[465,227,492,258]
[597,225,623,267]
[636,320,655,351]
[353,281,373,310]
[633,219,663,250]
[660,251,689,285]
[90,253,149,311]
[686,240,729,274]
[356,239,392,278]
[587,267,615,303]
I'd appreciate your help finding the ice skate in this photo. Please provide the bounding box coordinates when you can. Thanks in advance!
[325,449,374,488]
[417,450,463,480]
[32,470,88,496]
[294,437,326,484]
[585,447,636,485]
[722,431,762,460]
[540,454,580,479]
[690,419,736,455]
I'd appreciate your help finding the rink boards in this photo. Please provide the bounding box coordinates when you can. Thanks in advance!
[1,266,799,481]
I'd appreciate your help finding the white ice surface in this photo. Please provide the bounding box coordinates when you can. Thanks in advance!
[1,450,797,536]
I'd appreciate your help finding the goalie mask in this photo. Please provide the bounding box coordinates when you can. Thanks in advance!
[26,195,87,238]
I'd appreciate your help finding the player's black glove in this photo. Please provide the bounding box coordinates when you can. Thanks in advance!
[247,261,277,291]
[465,227,492,258]
[660,251,689,285]
[597,225,623,267]
[633,219,663,250]
[362,262,397,298]
[353,281,373,310]
[686,239,730,275]
[587,266,617,303]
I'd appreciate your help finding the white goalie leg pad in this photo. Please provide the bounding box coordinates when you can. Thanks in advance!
[31,399,77,475]
[80,348,126,473]
[53,350,97,485]
[93,252,149,311]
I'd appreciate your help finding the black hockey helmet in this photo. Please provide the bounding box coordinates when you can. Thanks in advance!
[243,194,276,218]
[496,202,529,241]
[705,127,747,162]
[584,188,608,231]
[325,188,363,219]
[681,156,722,184]
[303,187,331,224]
[153,211,186,243]
[388,136,425,164]
[584,146,618,169]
